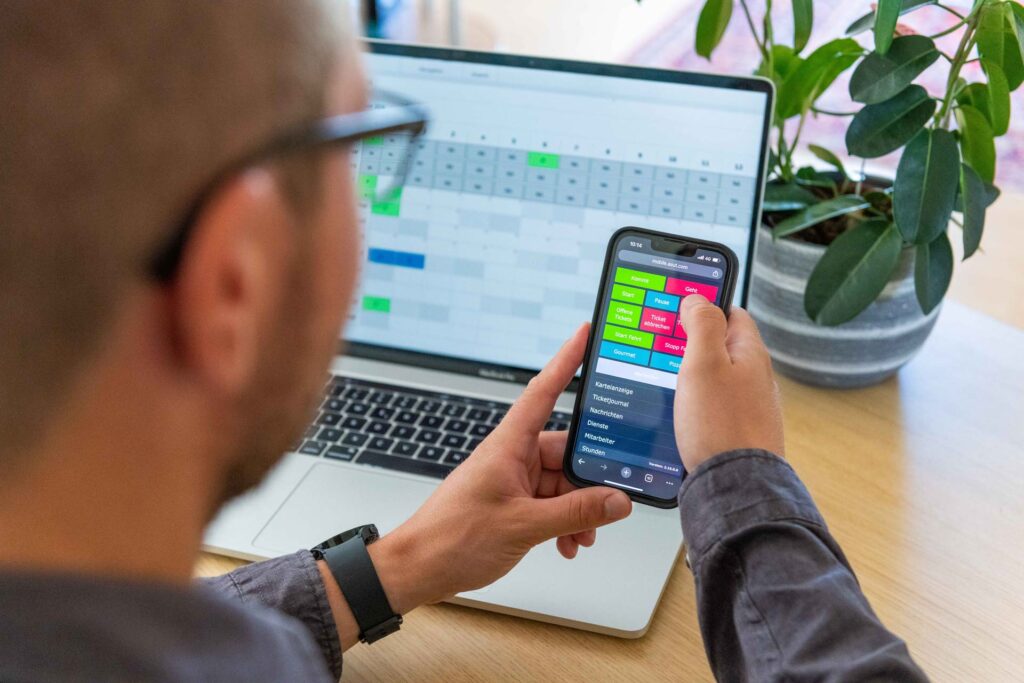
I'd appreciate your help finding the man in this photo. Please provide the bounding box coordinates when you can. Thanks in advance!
[0,2,927,681]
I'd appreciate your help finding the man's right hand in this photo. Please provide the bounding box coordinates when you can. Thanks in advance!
[673,295,785,472]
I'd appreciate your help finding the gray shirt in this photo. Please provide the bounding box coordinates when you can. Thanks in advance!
[0,450,927,682]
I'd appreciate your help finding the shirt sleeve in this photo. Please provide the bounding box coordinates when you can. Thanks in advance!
[200,551,342,681]
[678,449,929,682]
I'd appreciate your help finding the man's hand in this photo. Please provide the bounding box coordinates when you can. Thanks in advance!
[367,323,632,614]
[673,295,784,472]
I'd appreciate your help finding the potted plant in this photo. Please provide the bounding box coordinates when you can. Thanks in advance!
[689,0,1021,387]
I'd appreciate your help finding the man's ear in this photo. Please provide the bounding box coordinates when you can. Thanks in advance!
[170,168,294,396]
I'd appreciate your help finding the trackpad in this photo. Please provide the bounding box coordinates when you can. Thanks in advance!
[253,463,437,553]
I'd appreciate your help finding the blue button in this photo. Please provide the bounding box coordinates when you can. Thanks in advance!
[599,341,652,366]
[644,290,681,312]
[367,247,426,269]
[650,351,682,373]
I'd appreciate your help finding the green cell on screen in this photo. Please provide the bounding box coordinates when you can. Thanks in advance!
[362,136,384,146]
[602,323,653,349]
[614,266,666,291]
[606,301,641,328]
[527,151,560,168]
[357,174,378,199]
[362,296,391,313]
[371,201,400,216]
[611,283,645,305]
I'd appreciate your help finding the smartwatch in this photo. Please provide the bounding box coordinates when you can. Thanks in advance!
[310,524,402,643]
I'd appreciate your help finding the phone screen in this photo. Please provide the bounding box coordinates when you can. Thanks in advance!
[565,228,736,507]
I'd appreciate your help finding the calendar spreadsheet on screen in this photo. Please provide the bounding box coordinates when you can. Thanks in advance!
[345,45,771,373]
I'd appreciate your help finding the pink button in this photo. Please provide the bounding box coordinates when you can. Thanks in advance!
[674,319,687,339]
[654,335,686,356]
[665,278,719,301]
[640,307,676,334]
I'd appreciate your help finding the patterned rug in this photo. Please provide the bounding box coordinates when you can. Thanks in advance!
[626,0,1024,189]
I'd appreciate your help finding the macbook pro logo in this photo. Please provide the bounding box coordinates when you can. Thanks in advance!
[478,368,517,382]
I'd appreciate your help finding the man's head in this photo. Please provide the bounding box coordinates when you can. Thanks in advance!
[0,1,363,514]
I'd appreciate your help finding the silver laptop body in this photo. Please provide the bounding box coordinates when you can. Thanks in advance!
[204,41,772,637]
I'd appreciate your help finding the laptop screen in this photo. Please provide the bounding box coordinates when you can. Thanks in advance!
[345,42,772,379]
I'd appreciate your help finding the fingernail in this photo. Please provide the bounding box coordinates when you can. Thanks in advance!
[604,492,631,520]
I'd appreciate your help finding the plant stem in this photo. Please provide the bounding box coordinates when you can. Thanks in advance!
[930,18,968,39]
[934,9,981,129]
[738,0,770,62]
[936,2,967,21]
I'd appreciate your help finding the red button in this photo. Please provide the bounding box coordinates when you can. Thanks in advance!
[665,278,719,301]
[654,335,686,356]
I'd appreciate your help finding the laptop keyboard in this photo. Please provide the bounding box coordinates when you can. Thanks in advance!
[291,375,572,480]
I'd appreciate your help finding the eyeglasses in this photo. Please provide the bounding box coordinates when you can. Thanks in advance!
[148,90,428,282]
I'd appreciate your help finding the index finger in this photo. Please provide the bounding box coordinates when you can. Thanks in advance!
[501,323,589,435]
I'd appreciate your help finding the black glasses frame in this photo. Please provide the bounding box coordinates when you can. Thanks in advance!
[148,90,428,282]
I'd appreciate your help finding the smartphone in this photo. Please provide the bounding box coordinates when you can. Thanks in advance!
[563,227,738,508]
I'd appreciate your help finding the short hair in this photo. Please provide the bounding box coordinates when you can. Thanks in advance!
[0,1,346,469]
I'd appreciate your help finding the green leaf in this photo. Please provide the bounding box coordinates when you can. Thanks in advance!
[846,0,936,36]
[795,165,838,191]
[773,195,870,238]
[849,35,940,104]
[976,2,1024,91]
[981,60,1011,135]
[874,0,902,55]
[914,231,953,314]
[696,0,733,59]
[957,83,994,129]
[763,182,819,211]
[805,220,904,325]
[959,163,986,259]
[757,45,804,121]
[808,144,848,179]
[846,85,936,158]
[893,129,960,244]
[778,38,863,119]
[955,105,996,183]
[792,0,813,53]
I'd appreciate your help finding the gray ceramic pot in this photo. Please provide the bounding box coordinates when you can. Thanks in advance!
[747,225,940,388]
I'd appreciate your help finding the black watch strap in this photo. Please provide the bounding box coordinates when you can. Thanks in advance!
[313,525,402,644]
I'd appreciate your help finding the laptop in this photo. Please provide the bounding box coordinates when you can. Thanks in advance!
[204,41,773,638]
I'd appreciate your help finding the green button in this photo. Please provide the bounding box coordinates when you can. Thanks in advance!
[602,323,653,349]
[357,174,378,199]
[362,296,391,313]
[371,201,400,216]
[527,151,560,168]
[606,301,642,328]
[611,283,645,304]
[614,267,666,291]
[363,136,384,146]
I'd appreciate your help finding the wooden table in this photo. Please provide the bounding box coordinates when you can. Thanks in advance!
[197,197,1024,681]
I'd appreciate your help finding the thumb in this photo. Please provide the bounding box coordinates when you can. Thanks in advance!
[524,487,632,542]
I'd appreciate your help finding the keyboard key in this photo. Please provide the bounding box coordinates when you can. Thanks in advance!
[299,440,327,456]
[342,432,369,447]
[443,450,470,466]
[466,408,492,422]
[554,422,569,430]
[369,391,394,405]
[440,433,467,449]
[418,446,446,461]
[368,436,394,451]
[417,400,442,413]
[344,387,369,401]
[317,412,341,426]
[317,427,343,443]
[393,441,419,457]
[393,396,417,409]
[415,429,441,444]
[544,421,555,430]
[370,406,395,421]
[444,419,469,433]
[357,449,450,479]
[395,410,418,424]
[329,384,346,397]
[366,420,390,435]
[391,425,416,440]
[341,416,366,430]
[322,398,346,412]
[419,415,444,429]
[466,437,484,451]
[469,423,493,437]
[325,445,359,461]
[489,410,507,425]
[441,404,466,418]
[552,411,572,422]
[348,402,370,416]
